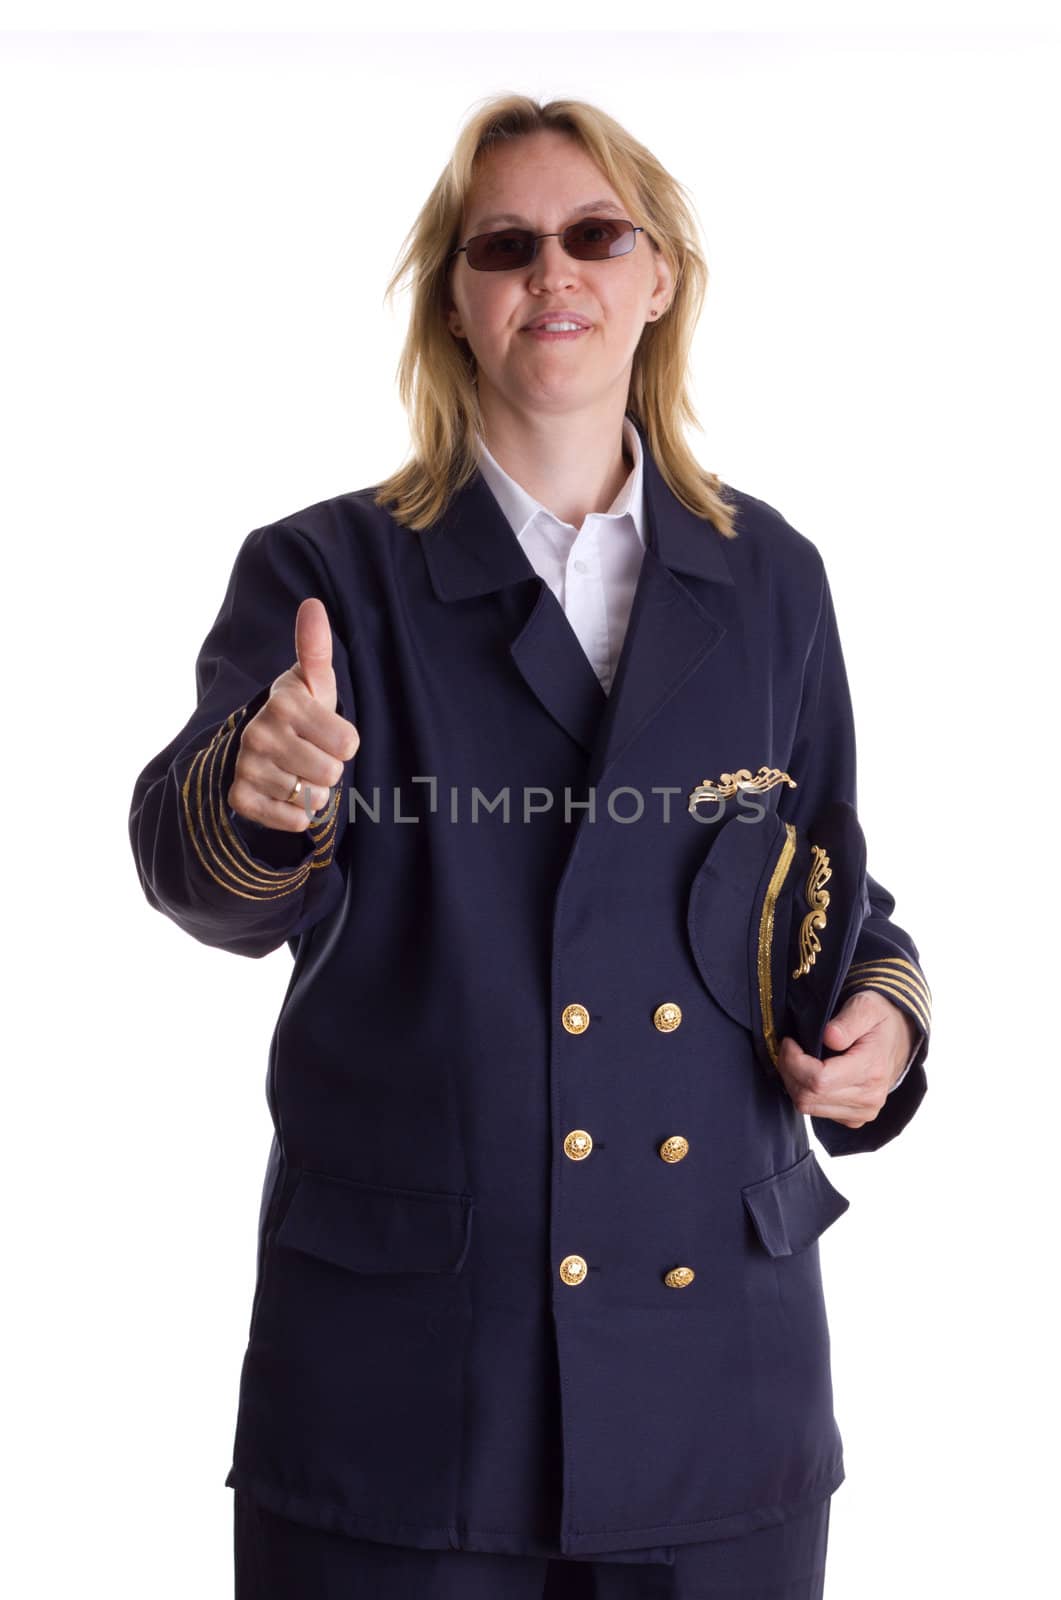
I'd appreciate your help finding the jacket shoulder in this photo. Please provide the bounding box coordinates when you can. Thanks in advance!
[257,485,397,549]
[721,482,827,592]
[240,485,407,594]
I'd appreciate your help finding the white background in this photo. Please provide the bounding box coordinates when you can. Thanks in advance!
[3,6,1057,1596]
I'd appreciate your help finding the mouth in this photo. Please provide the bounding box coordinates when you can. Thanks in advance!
[521,320,592,343]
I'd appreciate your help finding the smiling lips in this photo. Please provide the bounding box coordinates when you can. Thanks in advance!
[522,318,592,342]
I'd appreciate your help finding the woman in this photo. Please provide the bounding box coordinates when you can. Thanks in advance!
[129,95,931,1600]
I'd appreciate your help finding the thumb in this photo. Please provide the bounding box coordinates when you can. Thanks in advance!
[294,597,337,709]
[821,1013,851,1049]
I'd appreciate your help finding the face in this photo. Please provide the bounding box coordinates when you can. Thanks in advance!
[444,129,673,422]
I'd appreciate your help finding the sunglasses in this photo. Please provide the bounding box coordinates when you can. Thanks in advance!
[448,217,644,272]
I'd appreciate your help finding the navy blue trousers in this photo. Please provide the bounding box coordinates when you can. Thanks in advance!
[233,1491,831,1598]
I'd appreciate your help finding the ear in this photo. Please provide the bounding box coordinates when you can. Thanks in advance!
[649,243,675,319]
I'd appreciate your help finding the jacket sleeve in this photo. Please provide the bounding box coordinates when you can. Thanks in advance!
[776,553,931,1156]
[128,521,356,960]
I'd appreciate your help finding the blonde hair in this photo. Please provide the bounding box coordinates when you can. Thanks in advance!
[373,93,736,540]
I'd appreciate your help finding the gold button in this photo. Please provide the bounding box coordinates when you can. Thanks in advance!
[659,1136,689,1163]
[564,1129,593,1160]
[559,1254,588,1285]
[562,1003,590,1034]
[663,1266,696,1288]
[653,1002,682,1032]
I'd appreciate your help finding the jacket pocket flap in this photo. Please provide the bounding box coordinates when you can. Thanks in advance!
[275,1168,474,1275]
[741,1149,849,1257]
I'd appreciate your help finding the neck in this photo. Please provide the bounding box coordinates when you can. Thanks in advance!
[476,392,632,526]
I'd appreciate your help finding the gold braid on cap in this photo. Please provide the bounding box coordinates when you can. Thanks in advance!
[793,844,831,979]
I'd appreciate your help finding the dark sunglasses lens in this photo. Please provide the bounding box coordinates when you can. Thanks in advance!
[466,229,535,270]
[564,219,635,259]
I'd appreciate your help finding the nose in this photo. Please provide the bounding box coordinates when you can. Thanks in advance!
[526,232,579,294]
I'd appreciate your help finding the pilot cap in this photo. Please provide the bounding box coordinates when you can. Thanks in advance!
[687,799,868,1075]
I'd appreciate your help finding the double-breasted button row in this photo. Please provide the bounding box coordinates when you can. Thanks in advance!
[562,1130,689,1163]
[561,1001,683,1034]
[558,1257,697,1289]
[559,998,690,1286]
[557,1126,693,1282]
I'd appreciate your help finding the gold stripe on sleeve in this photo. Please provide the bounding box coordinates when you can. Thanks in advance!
[839,957,931,1033]
[180,705,342,901]
[843,956,931,1016]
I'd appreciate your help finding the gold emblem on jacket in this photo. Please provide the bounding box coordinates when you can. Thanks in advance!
[688,765,797,816]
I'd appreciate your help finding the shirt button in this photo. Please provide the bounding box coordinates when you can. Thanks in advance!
[562,1003,591,1034]
[572,558,589,573]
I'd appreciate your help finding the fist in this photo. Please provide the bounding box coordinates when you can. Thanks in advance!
[227,597,361,833]
[775,991,917,1128]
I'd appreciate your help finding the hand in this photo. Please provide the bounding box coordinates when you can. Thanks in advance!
[774,991,917,1129]
[227,597,361,834]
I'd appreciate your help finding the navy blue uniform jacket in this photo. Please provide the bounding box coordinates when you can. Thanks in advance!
[128,418,931,1561]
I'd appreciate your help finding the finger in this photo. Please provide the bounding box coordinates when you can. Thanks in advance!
[294,597,337,709]
[776,1035,825,1094]
[822,990,891,1051]
[242,689,359,786]
[236,733,344,815]
[262,680,361,766]
[297,700,361,764]
[783,1025,881,1083]
[794,1095,873,1128]
[793,1062,882,1123]
[228,777,329,835]
[778,1037,888,1124]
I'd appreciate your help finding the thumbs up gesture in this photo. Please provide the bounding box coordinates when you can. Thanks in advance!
[228,598,361,833]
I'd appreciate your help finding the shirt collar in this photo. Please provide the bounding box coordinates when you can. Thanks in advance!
[474,414,646,547]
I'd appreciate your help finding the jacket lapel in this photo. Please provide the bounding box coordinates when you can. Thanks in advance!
[508,584,609,757]
[585,432,735,789]
[419,418,735,772]
[419,461,609,756]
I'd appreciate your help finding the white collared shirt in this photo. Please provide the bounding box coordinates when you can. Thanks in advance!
[474,414,646,695]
